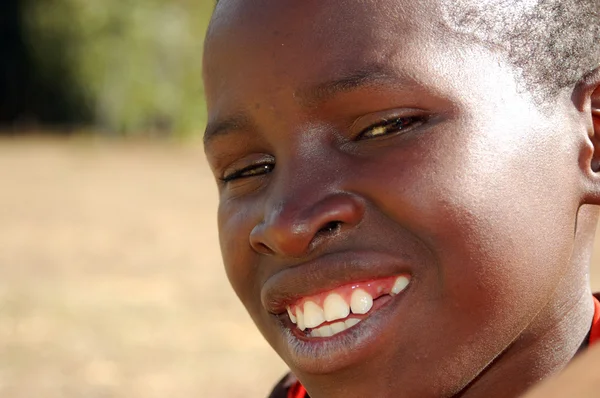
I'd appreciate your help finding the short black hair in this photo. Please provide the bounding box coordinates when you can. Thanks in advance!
[441,0,600,99]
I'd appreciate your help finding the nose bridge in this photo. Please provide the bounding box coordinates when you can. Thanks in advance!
[269,148,339,221]
[250,155,364,257]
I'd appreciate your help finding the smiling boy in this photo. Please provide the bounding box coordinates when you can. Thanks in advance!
[202,1,600,397]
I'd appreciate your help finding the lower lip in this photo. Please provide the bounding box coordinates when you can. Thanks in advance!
[277,283,411,374]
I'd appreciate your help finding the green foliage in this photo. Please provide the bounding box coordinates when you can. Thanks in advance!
[23,0,214,137]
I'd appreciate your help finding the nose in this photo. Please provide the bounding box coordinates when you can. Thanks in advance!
[249,192,365,257]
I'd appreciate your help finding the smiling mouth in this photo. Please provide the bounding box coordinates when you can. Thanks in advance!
[285,275,410,338]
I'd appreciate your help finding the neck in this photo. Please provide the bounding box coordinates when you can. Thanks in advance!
[459,290,593,398]
[459,205,598,398]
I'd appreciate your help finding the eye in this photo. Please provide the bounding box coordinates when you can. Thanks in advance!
[221,161,275,183]
[357,116,425,140]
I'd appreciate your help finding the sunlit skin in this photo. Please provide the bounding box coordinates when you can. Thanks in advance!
[202,1,600,397]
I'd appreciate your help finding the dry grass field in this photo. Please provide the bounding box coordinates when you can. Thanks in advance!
[1,137,599,398]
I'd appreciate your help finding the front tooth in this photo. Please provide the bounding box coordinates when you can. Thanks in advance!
[345,318,361,328]
[350,289,373,314]
[287,307,297,324]
[296,307,306,331]
[330,321,347,335]
[323,293,350,322]
[303,301,326,328]
[391,276,410,295]
[311,328,321,338]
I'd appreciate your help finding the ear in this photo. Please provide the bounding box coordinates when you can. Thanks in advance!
[592,79,600,141]
[577,66,600,204]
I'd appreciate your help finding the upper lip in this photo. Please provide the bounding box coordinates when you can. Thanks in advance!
[261,250,415,315]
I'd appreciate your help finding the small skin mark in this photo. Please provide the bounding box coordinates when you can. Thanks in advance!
[254,103,261,110]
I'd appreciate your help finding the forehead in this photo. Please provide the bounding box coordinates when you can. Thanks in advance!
[207,0,436,52]
[203,0,444,99]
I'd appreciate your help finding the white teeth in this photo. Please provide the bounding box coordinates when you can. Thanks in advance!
[391,276,410,295]
[296,308,306,331]
[330,321,347,334]
[350,289,373,315]
[293,275,408,336]
[287,307,297,324]
[323,293,350,322]
[310,320,360,338]
[318,324,333,337]
[303,301,326,329]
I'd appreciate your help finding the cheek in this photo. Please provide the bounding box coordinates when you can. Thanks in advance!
[434,118,579,294]
[217,199,287,351]
[430,181,575,309]
[420,151,579,373]
[218,200,259,308]
[356,113,580,340]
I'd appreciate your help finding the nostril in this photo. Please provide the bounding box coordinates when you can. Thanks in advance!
[255,242,273,255]
[318,221,342,235]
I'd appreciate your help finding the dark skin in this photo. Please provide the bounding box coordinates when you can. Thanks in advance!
[202,1,600,397]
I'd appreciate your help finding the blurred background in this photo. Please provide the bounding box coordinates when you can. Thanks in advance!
[1,0,210,137]
[0,1,599,397]
[1,1,288,397]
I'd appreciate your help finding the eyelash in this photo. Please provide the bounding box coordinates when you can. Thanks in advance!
[357,116,425,140]
[221,116,425,183]
[221,162,275,182]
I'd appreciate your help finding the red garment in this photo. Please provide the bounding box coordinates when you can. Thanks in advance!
[287,296,600,398]
[287,381,308,398]
[590,296,600,346]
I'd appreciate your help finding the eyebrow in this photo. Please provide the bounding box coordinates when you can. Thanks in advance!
[203,64,417,146]
[296,64,418,107]
[203,113,253,147]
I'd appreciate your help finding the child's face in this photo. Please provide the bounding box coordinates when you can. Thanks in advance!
[203,1,588,396]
